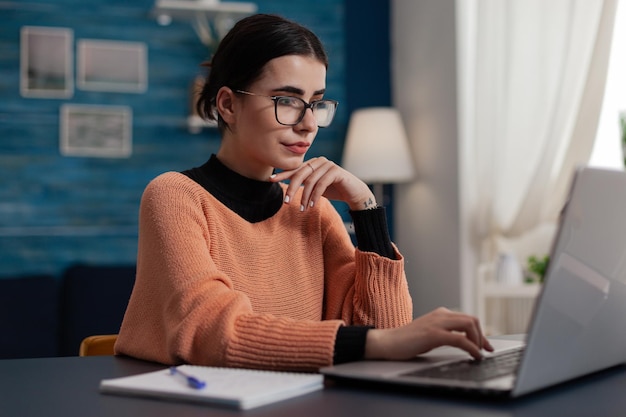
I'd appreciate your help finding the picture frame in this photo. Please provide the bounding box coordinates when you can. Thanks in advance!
[77,39,147,93]
[20,26,74,98]
[60,104,132,158]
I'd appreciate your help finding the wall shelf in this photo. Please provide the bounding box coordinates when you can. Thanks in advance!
[476,263,541,335]
[482,282,541,298]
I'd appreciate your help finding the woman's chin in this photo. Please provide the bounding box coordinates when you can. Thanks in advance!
[275,159,306,172]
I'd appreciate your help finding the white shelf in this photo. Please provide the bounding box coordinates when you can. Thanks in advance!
[482,282,541,298]
[476,263,542,335]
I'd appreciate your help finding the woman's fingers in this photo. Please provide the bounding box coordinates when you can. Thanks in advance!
[275,157,329,210]
[270,157,373,211]
[440,309,492,353]
[435,308,494,356]
[365,308,493,361]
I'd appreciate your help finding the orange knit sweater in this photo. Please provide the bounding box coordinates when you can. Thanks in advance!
[115,172,413,371]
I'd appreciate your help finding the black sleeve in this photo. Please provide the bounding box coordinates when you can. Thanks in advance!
[333,325,372,364]
[349,206,395,259]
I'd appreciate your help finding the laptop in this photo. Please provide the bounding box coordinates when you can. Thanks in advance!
[322,166,626,397]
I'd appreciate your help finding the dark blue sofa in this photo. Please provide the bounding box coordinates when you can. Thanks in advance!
[0,264,135,359]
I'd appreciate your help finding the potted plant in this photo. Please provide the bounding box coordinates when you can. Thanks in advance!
[526,255,549,283]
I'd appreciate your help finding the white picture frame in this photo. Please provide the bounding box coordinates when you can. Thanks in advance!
[77,39,147,93]
[60,104,132,158]
[20,26,74,98]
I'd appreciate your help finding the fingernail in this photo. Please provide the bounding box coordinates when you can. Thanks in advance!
[284,195,290,203]
[300,205,305,212]
[309,201,314,208]
[270,174,277,179]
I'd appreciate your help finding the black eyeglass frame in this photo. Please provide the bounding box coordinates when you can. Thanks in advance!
[234,89,338,128]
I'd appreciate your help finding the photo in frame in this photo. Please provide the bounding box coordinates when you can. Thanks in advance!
[20,26,74,98]
[60,104,132,158]
[77,39,147,93]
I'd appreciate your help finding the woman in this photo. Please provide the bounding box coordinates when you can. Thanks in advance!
[115,13,492,371]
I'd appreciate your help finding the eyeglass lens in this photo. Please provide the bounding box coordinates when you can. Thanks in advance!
[275,97,337,127]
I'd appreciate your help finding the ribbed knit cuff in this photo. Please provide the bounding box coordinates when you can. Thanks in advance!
[226,315,343,372]
[353,251,413,328]
[349,207,395,258]
[333,325,372,364]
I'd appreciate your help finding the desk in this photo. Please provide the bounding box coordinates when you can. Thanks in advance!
[1,355,626,417]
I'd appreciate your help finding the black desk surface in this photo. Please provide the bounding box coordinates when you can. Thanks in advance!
[1,355,626,417]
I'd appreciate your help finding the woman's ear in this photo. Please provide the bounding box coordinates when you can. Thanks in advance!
[215,86,237,125]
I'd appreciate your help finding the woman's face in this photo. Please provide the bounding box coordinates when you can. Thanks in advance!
[217,54,327,180]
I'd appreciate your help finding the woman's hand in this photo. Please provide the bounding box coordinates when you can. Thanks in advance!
[270,157,377,211]
[364,307,494,360]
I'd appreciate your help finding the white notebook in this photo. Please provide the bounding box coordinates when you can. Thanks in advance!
[100,365,324,410]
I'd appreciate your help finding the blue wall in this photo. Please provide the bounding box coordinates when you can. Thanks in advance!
[345,0,391,113]
[345,0,395,233]
[0,0,390,279]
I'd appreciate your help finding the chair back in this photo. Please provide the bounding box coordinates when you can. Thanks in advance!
[79,334,118,356]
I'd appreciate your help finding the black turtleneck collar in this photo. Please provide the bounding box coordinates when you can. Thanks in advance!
[181,154,284,223]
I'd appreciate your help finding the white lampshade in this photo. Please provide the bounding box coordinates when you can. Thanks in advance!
[341,107,415,184]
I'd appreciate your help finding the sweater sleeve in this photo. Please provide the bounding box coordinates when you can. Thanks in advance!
[319,199,414,329]
[115,174,343,372]
[333,325,372,364]
[349,207,395,258]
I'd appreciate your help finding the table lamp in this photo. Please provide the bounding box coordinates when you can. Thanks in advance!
[341,107,415,205]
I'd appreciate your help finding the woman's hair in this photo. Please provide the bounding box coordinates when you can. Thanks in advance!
[196,14,329,131]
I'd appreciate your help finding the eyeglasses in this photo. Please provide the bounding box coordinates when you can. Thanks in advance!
[235,90,338,128]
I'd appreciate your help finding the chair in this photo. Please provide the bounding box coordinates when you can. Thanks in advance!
[79,334,118,356]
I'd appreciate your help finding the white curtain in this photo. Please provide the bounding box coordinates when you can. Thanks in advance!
[457,0,618,264]
[589,0,626,168]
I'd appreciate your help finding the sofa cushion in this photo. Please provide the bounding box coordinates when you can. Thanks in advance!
[59,264,135,356]
[0,275,59,359]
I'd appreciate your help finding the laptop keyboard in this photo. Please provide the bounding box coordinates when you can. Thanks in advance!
[402,347,524,382]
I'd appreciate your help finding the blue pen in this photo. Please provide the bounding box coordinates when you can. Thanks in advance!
[169,366,206,389]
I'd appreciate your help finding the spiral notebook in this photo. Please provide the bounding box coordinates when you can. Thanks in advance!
[100,365,323,410]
